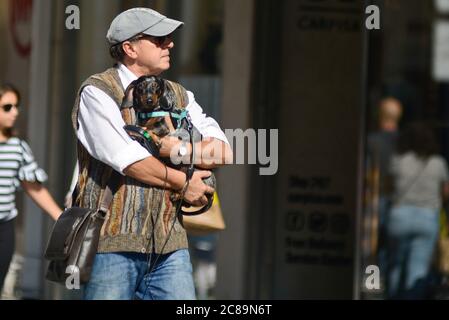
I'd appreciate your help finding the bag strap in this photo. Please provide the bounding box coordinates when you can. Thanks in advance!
[98,171,121,214]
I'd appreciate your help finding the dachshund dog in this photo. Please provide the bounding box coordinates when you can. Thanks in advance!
[122,75,215,214]
[132,76,175,143]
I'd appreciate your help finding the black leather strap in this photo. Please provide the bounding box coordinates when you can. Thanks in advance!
[98,171,121,214]
[124,125,160,157]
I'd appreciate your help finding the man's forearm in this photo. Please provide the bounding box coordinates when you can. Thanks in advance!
[124,156,186,190]
[191,139,233,169]
[159,136,233,169]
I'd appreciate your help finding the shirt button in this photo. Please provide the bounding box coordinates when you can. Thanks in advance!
[141,248,146,254]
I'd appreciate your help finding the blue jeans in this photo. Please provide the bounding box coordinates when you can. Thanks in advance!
[386,205,439,299]
[377,196,391,278]
[84,249,196,300]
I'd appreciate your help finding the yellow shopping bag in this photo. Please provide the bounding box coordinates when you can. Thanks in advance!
[181,192,226,236]
[438,209,449,275]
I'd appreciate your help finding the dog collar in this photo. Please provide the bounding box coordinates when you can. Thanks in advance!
[138,110,189,127]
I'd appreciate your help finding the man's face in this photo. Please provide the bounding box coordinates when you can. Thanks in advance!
[130,35,174,76]
[380,98,402,121]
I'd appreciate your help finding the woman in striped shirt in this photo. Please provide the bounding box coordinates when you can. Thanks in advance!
[0,84,62,294]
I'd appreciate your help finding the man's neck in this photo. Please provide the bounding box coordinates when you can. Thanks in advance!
[122,59,160,78]
[126,64,146,78]
[122,62,160,78]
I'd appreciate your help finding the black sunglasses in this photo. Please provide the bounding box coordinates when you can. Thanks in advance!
[133,34,172,47]
[153,35,172,46]
[1,104,18,112]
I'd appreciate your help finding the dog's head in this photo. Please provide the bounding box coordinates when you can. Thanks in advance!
[131,75,165,113]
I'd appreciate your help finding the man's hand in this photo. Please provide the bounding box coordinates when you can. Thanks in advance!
[159,135,182,158]
[183,170,215,207]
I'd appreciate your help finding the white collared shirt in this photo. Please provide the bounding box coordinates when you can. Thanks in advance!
[77,63,229,175]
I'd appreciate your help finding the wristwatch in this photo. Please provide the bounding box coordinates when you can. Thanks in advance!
[178,141,188,157]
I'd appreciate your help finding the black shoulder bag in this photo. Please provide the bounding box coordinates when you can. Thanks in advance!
[44,172,120,285]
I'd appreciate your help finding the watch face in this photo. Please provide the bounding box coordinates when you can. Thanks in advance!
[179,144,187,156]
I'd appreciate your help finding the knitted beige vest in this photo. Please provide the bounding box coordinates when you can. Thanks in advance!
[71,67,189,254]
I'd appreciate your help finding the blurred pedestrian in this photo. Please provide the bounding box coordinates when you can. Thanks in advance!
[367,97,403,285]
[387,123,449,299]
[0,84,62,294]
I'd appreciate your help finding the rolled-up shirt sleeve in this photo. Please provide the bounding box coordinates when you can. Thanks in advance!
[185,91,229,145]
[77,86,151,174]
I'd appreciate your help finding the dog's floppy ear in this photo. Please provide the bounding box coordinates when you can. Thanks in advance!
[159,80,175,111]
[156,76,165,96]
[121,80,137,110]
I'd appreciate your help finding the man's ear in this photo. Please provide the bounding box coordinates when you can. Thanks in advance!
[122,41,138,60]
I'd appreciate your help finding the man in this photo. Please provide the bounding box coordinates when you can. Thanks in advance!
[71,7,232,300]
[368,97,403,193]
[367,96,403,289]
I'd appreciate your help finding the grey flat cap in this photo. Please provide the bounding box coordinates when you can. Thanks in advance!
[107,8,184,45]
